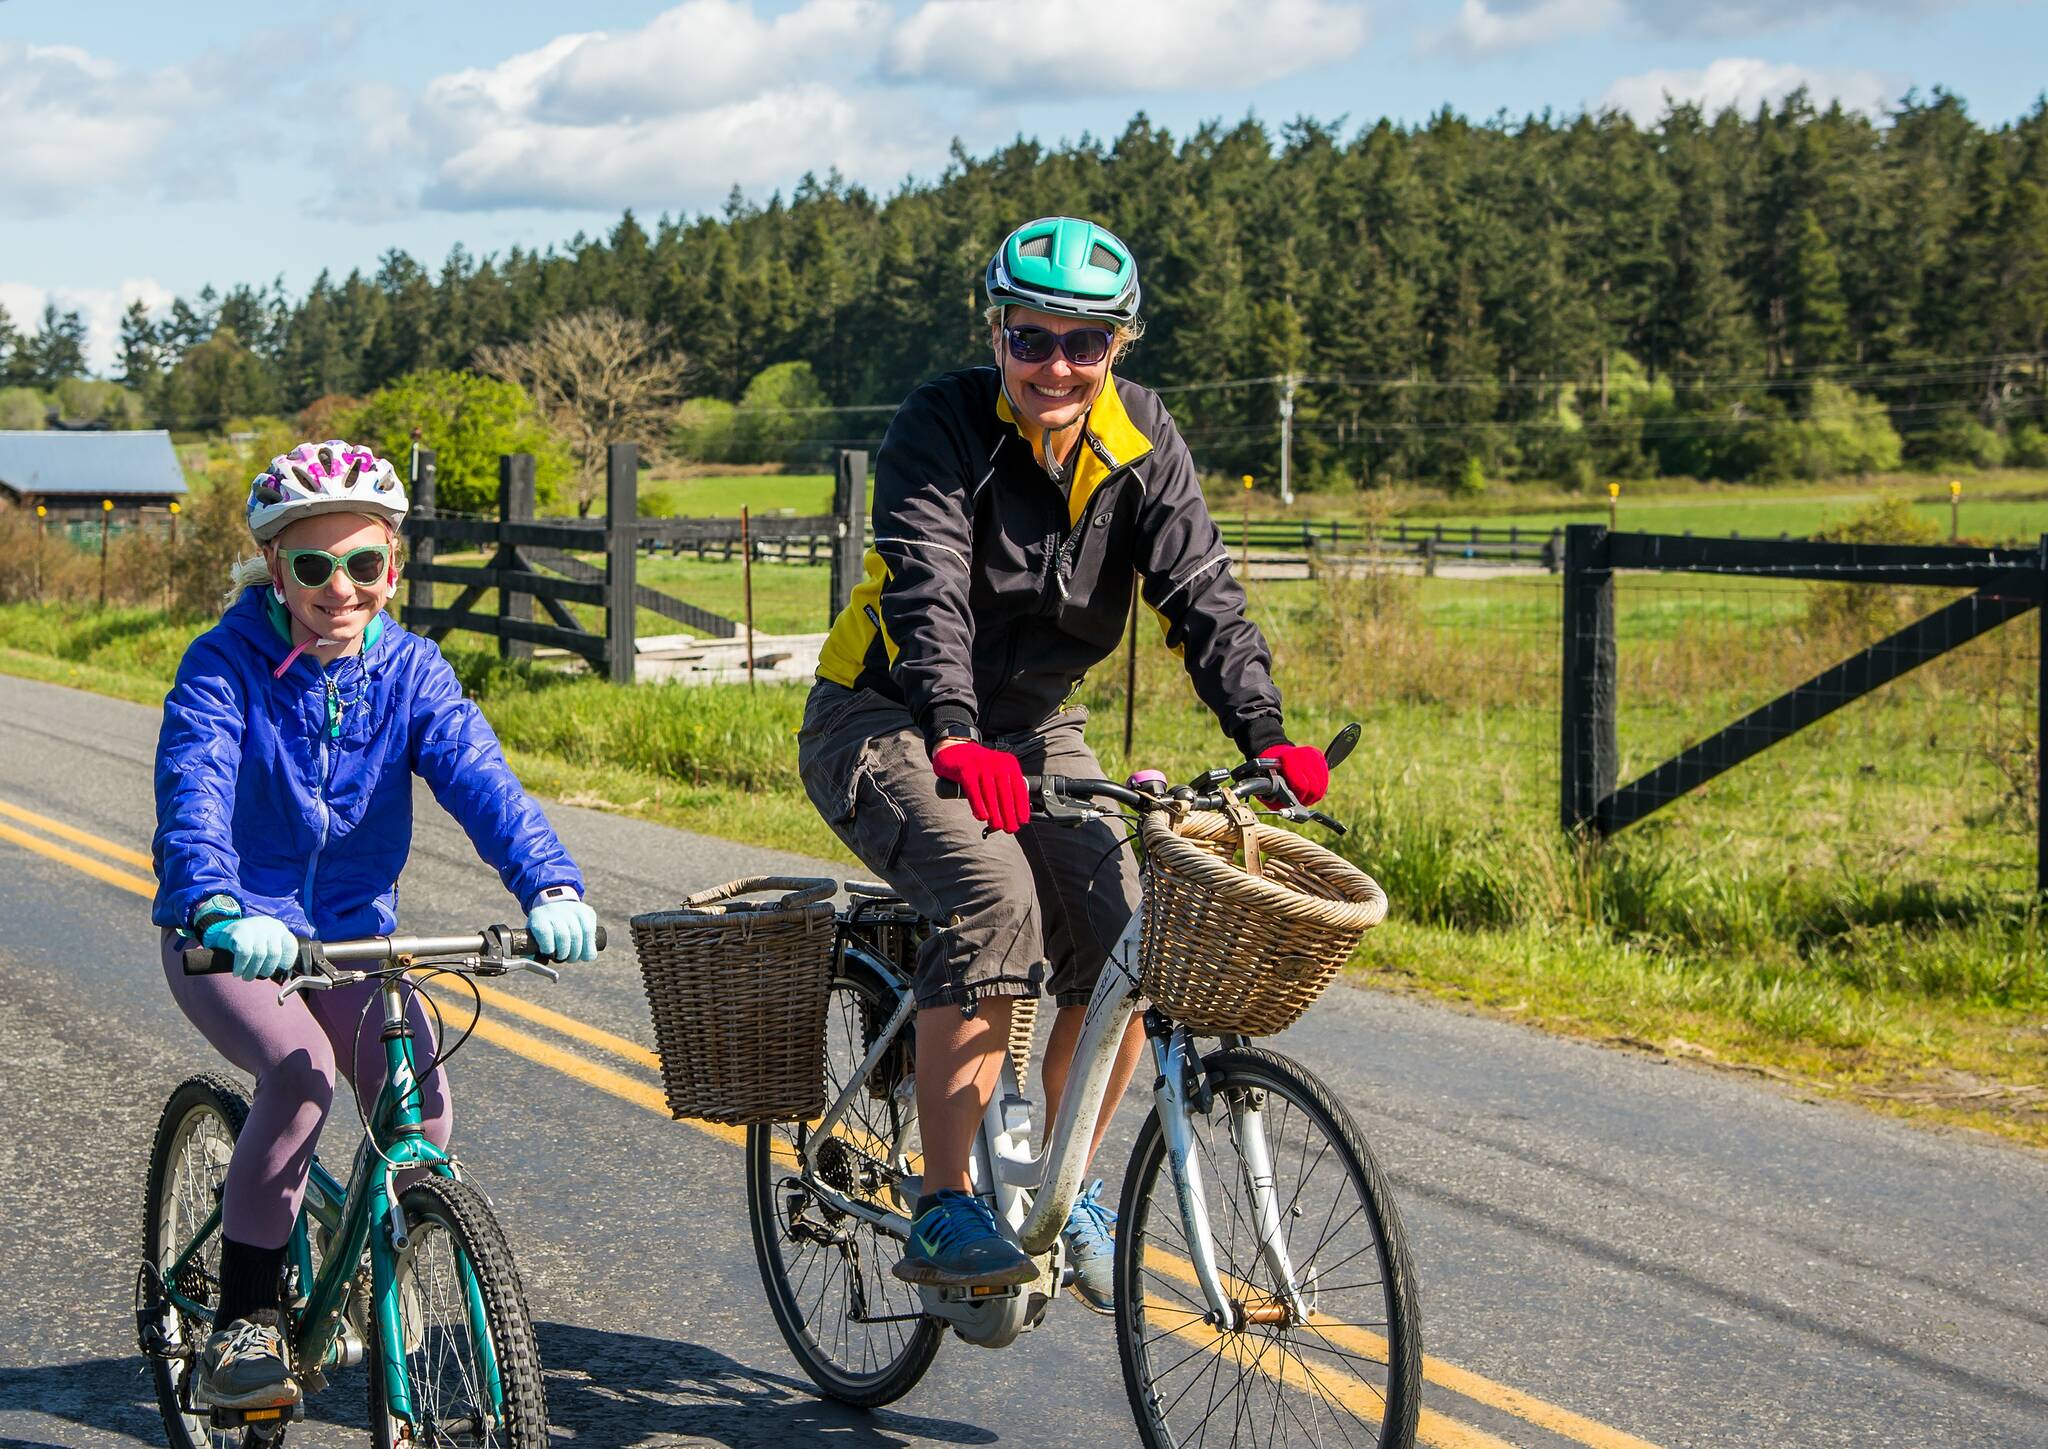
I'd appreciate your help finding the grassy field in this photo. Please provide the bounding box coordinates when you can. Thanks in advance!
[1216,469,2048,545]
[3,558,2043,1147]
[638,471,838,517]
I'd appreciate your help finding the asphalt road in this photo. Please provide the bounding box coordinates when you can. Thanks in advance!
[1,670,2044,1448]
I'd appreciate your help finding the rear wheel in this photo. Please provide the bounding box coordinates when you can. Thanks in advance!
[1115,1045,1422,1448]
[368,1175,548,1449]
[140,1073,253,1449]
[746,962,941,1406]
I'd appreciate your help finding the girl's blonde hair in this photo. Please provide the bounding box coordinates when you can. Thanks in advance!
[984,304,1145,365]
[220,519,404,614]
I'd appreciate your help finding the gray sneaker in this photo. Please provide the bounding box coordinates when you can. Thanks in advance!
[192,1310,299,1411]
[892,1191,1037,1288]
[1061,1179,1117,1312]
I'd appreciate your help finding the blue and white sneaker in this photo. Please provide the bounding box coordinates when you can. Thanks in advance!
[892,1190,1037,1288]
[1062,1179,1117,1312]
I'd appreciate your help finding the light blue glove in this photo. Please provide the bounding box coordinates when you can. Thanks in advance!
[202,915,300,981]
[527,899,598,963]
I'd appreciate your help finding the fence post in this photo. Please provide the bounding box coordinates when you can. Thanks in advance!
[1561,524,1618,834]
[607,444,638,685]
[2038,536,2047,896]
[829,449,868,627]
[497,454,535,661]
[406,448,437,625]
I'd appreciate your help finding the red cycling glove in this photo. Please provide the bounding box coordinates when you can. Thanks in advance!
[932,740,1031,833]
[1262,742,1331,806]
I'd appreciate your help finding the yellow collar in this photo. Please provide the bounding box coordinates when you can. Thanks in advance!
[996,374,1155,527]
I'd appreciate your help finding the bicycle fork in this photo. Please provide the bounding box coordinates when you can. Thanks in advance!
[1150,1019,1312,1330]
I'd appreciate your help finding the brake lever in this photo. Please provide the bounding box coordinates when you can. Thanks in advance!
[277,967,356,1002]
[513,959,562,984]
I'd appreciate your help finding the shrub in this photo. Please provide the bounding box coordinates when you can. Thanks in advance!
[1451,454,1488,497]
[0,387,46,430]
[1804,494,1943,638]
[2008,424,2048,469]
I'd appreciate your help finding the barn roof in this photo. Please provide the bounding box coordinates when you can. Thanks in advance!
[0,430,188,500]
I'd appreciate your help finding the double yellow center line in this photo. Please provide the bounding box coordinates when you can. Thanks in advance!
[0,793,1660,1449]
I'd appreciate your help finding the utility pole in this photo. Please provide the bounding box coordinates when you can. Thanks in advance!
[1278,375,1297,506]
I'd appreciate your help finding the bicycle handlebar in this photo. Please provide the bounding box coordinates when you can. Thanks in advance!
[181,925,609,977]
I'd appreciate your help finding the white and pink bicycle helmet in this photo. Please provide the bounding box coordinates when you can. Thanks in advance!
[246,440,408,543]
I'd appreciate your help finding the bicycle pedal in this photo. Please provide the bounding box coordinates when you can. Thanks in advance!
[210,1397,306,1429]
[934,1281,1022,1303]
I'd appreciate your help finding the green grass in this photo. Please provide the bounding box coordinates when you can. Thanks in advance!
[638,472,839,517]
[1220,469,2048,546]
[4,568,2044,1146]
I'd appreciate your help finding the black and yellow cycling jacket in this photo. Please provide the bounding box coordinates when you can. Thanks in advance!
[816,365,1288,758]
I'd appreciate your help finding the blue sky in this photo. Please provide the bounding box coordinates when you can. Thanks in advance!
[3,0,2043,372]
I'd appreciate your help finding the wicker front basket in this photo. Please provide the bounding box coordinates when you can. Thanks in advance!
[631,876,837,1125]
[1138,802,1387,1036]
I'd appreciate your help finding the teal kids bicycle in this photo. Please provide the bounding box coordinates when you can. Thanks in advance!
[137,924,601,1449]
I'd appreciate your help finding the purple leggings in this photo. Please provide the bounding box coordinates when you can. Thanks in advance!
[160,930,453,1249]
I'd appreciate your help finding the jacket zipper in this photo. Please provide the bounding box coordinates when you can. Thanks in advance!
[302,671,337,913]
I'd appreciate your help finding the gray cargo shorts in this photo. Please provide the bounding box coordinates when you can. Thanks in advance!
[797,680,1141,1012]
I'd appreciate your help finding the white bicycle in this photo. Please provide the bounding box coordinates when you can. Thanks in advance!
[744,731,1422,1447]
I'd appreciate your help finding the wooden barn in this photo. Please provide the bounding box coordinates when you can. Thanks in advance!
[0,430,188,516]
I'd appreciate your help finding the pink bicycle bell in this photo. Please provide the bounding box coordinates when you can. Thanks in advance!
[1127,769,1169,790]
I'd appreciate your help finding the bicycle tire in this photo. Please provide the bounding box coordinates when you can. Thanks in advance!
[746,961,942,1407]
[140,1073,254,1449]
[367,1174,548,1449]
[1115,1045,1422,1449]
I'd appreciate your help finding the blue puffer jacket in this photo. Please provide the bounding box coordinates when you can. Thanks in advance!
[152,589,582,938]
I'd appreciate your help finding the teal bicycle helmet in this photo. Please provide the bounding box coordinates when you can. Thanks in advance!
[985,216,1141,324]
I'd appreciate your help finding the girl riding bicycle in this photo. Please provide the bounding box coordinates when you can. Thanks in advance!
[150,439,600,1413]
[799,217,1329,1309]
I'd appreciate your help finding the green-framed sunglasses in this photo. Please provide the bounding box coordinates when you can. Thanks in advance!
[280,544,392,589]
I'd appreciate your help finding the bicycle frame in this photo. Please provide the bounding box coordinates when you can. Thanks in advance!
[798,893,1312,1344]
[154,972,501,1422]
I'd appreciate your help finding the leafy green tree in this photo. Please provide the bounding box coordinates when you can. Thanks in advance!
[156,328,281,431]
[342,370,572,515]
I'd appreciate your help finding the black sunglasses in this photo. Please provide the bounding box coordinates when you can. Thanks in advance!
[1004,325,1114,367]
[281,545,391,589]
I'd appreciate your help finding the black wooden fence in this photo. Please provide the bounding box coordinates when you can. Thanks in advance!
[400,445,870,683]
[1560,524,2048,890]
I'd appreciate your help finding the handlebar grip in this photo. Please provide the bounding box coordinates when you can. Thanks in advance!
[935,779,961,801]
[504,925,608,958]
[181,945,236,975]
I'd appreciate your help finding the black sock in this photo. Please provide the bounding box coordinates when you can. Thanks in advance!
[213,1237,287,1327]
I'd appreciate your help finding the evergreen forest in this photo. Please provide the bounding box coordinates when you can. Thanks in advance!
[4,89,2047,490]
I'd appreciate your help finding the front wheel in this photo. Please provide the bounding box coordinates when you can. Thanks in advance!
[140,1073,252,1449]
[367,1175,548,1449]
[746,962,942,1407]
[1115,1045,1422,1449]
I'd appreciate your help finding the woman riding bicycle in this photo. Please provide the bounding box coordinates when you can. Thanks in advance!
[151,439,601,1413]
[798,217,1328,1309]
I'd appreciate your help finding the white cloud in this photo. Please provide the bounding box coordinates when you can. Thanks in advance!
[0,25,359,217]
[1431,0,1956,53]
[1432,0,1621,55]
[889,0,1370,92]
[1601,57,1902,120]
[532,0,891,120]
[0,43,203,213]
[0,279,176,377]
[411,0,936,211]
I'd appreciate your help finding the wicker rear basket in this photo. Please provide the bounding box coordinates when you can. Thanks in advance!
[631,876,837,1125]
[1138,799,1387,1036]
